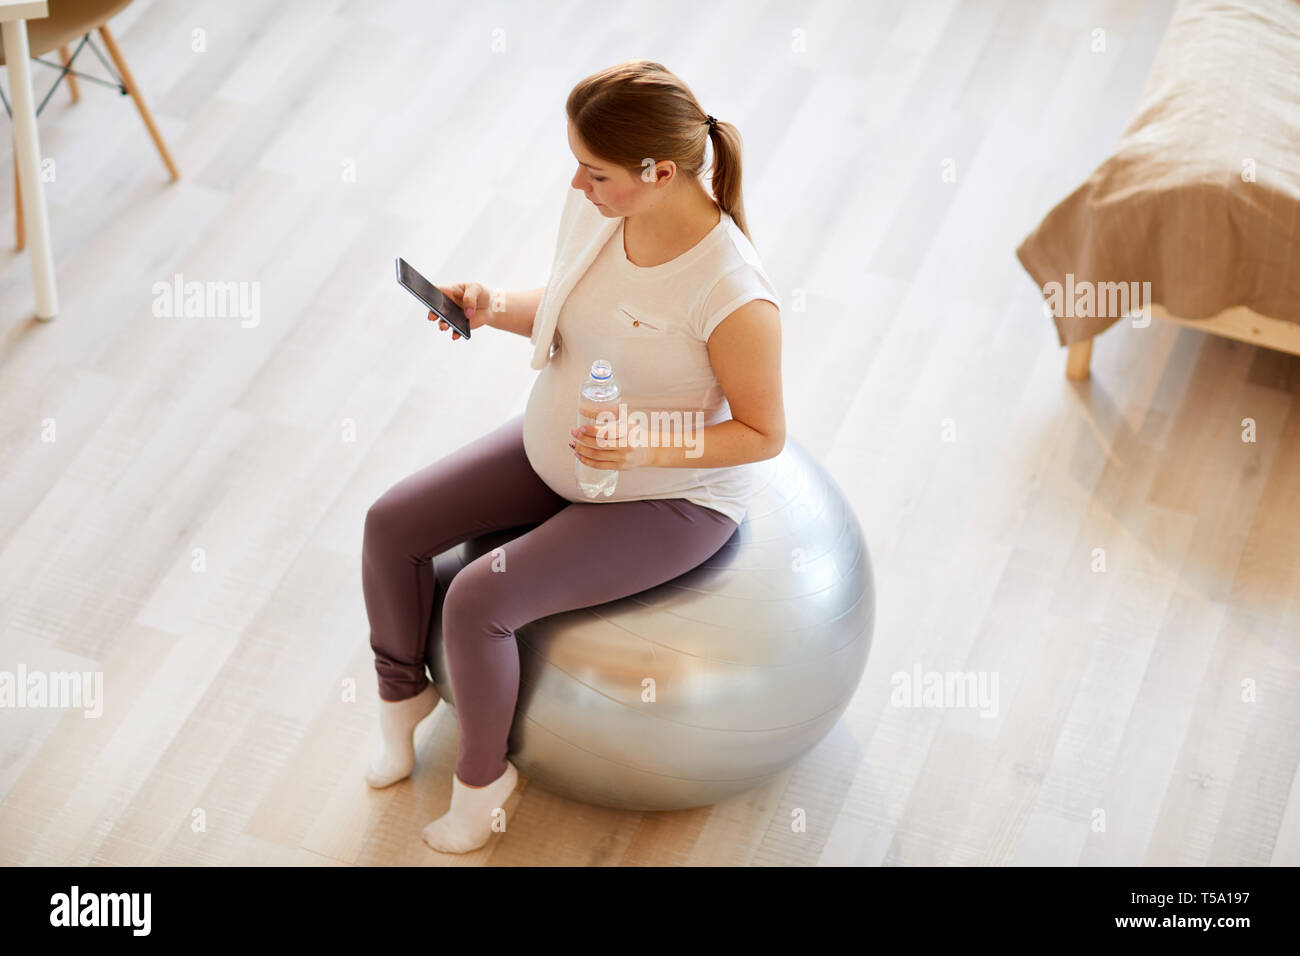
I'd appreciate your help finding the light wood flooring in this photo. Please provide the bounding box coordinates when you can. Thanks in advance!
[2,0,1297,865]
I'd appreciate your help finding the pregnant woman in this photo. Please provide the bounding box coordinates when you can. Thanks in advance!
[362,59,785,853]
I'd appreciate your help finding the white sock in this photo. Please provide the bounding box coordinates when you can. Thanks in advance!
[365,683,440,789]
[421,761,519,854]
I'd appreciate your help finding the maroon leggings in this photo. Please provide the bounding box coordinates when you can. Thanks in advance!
[362,412,739,786]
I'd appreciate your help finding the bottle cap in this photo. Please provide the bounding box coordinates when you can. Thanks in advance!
[589,359,612,381]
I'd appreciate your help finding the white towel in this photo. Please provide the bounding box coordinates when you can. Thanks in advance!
[529,186,620,370]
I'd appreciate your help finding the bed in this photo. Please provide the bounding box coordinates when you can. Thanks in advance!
[1015,0,1300,380]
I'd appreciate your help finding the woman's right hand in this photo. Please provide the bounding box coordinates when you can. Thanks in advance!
[432,281,494,340]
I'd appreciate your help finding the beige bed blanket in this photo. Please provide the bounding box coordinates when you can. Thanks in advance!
[1016,0,1300,347]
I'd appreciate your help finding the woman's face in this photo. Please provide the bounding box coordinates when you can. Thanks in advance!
[567,121,668,217]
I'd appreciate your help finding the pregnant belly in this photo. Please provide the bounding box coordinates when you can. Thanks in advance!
[523,372,580,498]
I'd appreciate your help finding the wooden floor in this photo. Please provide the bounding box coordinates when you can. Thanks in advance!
[2,0,1297,866]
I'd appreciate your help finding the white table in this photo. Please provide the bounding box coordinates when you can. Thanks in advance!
[2,0,57,319]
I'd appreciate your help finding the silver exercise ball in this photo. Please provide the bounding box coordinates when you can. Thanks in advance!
[424,436,875,811]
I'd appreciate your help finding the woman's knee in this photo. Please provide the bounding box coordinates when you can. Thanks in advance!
[441,557,513,637]
[363,489,407,551]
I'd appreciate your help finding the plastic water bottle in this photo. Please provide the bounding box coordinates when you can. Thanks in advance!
[576,359,620,499]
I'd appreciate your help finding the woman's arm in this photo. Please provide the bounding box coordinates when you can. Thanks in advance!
[484,286,547,339]
[649,298,785,468]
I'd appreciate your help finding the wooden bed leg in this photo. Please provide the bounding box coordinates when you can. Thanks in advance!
[1066,339,1092,380]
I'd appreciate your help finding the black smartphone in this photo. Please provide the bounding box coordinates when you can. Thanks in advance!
[396,256,472,338]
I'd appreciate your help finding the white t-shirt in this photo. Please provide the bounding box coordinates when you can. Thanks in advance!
[522,206,781,525]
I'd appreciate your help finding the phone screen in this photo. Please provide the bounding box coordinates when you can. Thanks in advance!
[396,257,472,337]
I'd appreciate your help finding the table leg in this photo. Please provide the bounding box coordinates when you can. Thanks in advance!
[13,147,24,250]
[3,19,59,320]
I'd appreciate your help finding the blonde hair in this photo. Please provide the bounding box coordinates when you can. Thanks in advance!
[566,59,753,243]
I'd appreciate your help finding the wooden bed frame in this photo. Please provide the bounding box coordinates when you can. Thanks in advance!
[1065,304,1300,379]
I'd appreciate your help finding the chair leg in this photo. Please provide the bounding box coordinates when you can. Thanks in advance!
[1066,339,1092,380]
[59,45,81,102]
[14,148,24,251]
[96,23,180,181]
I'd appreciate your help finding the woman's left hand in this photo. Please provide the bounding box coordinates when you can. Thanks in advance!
[569,424,656,471]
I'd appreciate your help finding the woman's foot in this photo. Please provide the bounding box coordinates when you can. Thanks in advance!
[365,683,440,788]
[421,761,519,853]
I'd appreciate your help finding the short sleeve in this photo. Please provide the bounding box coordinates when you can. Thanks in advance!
[693,264,782,341]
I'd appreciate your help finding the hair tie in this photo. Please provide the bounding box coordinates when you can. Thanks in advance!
[705,114,718,131]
